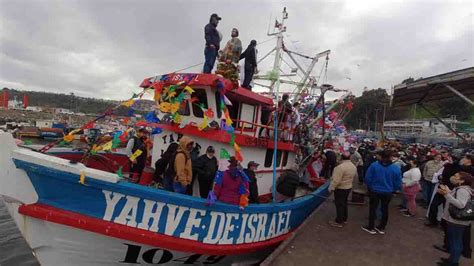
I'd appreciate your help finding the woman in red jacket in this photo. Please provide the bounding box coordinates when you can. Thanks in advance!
[214,157,249,207]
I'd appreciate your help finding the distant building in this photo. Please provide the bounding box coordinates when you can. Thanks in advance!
[26,106,43,112]
[55,108,74,115]
[36,120,54,128]
[383,117,466,135]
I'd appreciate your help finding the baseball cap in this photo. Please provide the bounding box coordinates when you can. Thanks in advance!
[210,13,222,20]
[248,161,260,167]
[206,146,215,153]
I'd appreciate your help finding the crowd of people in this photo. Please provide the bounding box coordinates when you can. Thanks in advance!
[323,139,473,266]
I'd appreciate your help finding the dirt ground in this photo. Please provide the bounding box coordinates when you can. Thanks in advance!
[267,195,473,266]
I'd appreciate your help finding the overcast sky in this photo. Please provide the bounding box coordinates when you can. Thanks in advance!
[1,0,472,100]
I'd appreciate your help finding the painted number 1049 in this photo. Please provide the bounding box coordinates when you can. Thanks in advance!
[120,244,226,264]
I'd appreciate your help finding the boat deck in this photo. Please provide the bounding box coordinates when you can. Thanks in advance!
[263,193,473,266]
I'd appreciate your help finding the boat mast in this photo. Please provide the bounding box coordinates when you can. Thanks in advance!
[268,7,287,203]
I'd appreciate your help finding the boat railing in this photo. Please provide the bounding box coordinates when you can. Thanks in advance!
[232,119,296,142]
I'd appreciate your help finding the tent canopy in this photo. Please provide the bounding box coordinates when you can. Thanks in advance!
[391,67,474,107]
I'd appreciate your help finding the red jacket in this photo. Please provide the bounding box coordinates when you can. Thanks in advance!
[214,169,249,205]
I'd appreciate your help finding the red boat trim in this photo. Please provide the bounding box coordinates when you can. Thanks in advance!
[159,124,295,151]
[18,203,291,255]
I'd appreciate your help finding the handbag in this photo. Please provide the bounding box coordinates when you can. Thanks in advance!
[448,188,474,221]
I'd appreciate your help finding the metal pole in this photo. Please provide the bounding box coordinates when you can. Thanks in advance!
[272,8,286,202]
[419,103,466,141]
[443,83,474,106]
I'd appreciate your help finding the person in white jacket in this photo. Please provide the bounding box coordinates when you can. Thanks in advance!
[401,157,422,217]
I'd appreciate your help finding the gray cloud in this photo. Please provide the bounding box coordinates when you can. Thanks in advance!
[1,0,473,100]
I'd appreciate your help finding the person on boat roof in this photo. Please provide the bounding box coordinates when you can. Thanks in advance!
[240,40,258,90]
[244,161,260,204]
[173,136,194,194]
[194,146,218,198]
[220,28,242,64]
[214,157,250,206]
[216,28,242,83]
[203,13,221,74]
[125,128,150,183]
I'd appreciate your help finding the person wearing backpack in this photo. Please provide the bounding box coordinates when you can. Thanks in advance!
[436,171,473,266]
[275,167,300,202]
[172,136,194,194]
[194,146,218,198]
[154,143,178,191]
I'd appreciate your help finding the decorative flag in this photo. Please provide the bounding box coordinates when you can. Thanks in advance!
[83,121,95,129]
[79,171,86,185]
[151,127,162,135]
[172,112,182,124]
[112,136,121,149]
[63,134,74,142]
[145,111,160,123]
[116,166,123,178]
[101,141,113,151]
[204,108,214,118]
[184,86,195,94]
[206,190,217,206]
[219,148,231,159]
[239,194,249,209]
[233,142,241,152]
[198,117,208,131]
[235,150,244,161]
[122,99,135,107]
[223,95,232,106]
[229,134,235,146]
[129,149,143,161]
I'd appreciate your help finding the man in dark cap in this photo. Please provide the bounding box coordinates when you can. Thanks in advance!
[193,145,218,198]
[244,161,260,203]
[203,13,222,73]
[239,40,258,89]
[125,128,150,182]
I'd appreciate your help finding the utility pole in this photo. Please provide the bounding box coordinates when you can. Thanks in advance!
[374,108,379,135]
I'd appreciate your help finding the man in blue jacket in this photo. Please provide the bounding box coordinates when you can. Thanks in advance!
[203,13,221,73]
[362,149,402,235]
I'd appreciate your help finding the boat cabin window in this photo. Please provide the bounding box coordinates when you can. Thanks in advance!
[176,89,190,116]
[239,103,256,130]
[191,89,208,118]
[264,148,283,168]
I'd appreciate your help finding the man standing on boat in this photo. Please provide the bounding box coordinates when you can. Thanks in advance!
[173,136,194,194]
[194,146,218,198]
[240,40,257,89]
[125,128,149,182]
[244,161,260,204]
[328,152,357,227]
[203,13,222,73]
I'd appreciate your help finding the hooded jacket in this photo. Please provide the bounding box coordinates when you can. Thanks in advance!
[365,161,402,193]
[174,136,193,186]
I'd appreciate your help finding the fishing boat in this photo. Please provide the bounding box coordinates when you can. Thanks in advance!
[0,8,350,265]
